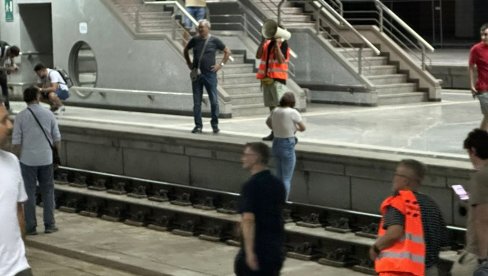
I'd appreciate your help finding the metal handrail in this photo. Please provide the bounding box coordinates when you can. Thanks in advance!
[315,0,380,56]
[375,0,434,53]
[256,0,380,75]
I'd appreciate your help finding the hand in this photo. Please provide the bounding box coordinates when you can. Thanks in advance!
[369,246,378,261]
[471,86,479,98]
[211,64,222,72]
[246,252,259,271]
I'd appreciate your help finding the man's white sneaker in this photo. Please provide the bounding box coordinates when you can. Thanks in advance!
[54,106,65,116]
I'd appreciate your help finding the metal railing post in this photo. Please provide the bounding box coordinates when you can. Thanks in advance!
[278,0,285,25]
[376,2,384,32]
[243,13,248,37]
[136,5,142,33]
[421,44,426,71]
[315,9,320,35]
[358,46,363,75]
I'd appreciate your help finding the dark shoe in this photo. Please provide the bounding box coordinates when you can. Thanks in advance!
[26,229,38,236]
[212,127,220,134]
[191,127,202,134]
[262,132,274,141]
[44,226,59,234]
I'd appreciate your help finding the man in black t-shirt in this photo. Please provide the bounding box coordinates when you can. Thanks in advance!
[183,19,231,134]
[234,142,286,276]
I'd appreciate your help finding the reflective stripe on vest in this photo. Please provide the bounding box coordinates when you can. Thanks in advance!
[375,190,426,276]
[377,251,425,264]
[256,41,289,80]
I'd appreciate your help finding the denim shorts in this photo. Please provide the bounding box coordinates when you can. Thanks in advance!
[478,92,488,115]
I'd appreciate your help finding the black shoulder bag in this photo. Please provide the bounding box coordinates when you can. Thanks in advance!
[27,107,61,167]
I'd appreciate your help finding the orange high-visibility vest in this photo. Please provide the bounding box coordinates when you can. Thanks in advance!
[256,40,290,80]
[375,190,426,276]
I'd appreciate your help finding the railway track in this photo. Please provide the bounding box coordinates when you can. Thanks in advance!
[51,167,463,275]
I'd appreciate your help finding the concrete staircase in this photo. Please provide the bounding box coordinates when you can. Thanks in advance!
[253,0,429,105]
[109,0,269,116]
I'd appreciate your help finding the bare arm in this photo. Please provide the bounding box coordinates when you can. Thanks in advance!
[11,144,21,158]
[274,41,285,64]
[474,203,488,258]
[241,212,259,271]
[470,63,478,96]
[369,224,404,260]
[266,116,272,129]
[40,82,59,93]
[212,47,232,72]
[256,39,265,59]
[17,203,25,239]
[184,44,193,70]
[296,121,306,132]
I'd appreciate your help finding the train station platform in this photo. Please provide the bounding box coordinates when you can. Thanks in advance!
[25,210,365,276]
[10,88,479,159]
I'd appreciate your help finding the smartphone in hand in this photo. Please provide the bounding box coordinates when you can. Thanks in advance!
[451,184,469,201]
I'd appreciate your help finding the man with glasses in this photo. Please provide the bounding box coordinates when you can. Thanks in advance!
[234,142,286,276]
[369,159,447,276]
[469,23,488,131]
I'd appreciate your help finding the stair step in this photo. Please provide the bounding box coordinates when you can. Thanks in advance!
[282,22,316,28]
[377,92,428,105]
[282,7,305,15]
[231,93,264,105]
[337,48,377,58]
[218,73,257,85]
[281,14,312,23]
[375,83,417,93]
[361,65,397,75]
[222,83,261,94]
[221,64,254,74]
[217,54,245,64]
[347,56,388,66]
[232,103,269,117]
[367,74,408,85]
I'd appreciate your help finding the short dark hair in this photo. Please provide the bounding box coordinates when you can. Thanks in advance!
[481,23,488,33]
[9,45,20,56]
[23,86,39,103]
[464,129,488,159]
[34,63,46,72]
[244,142,270,165]
[399,159,426,183]
[279,92,296,108]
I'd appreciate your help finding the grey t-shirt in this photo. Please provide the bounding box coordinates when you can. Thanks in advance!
[466,164,488,254]
[187,35,226,74]
[12,104,61,166]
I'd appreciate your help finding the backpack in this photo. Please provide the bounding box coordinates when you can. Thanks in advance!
[53,67,73,88]
[0,41,10,58]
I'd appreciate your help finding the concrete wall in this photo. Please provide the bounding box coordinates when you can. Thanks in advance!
[59,121,472,228]
[0,0,192,93]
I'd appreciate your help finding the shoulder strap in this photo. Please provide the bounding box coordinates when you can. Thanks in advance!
[196,35,211,68]
[27,107,54,148]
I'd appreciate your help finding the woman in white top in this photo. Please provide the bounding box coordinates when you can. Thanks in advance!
[266,92,306,199]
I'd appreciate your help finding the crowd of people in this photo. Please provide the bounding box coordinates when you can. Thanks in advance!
[2,3,488,275]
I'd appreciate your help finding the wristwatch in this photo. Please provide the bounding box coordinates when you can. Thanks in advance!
[220,62,225,67]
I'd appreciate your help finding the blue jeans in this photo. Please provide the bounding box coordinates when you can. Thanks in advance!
[56,88,69,101]
[192,72,219,129]
[20,163,56,231]
[272,137,296,199]
[184,7,206,29]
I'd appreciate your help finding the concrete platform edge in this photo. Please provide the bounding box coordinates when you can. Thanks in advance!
[25,239,171,276]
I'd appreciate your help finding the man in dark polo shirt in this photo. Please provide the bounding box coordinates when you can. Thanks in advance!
[183,19,231,134]
[234,142,286,276]
[369,159,448,276]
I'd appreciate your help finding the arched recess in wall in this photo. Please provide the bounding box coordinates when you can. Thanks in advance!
[69,41,98,88]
